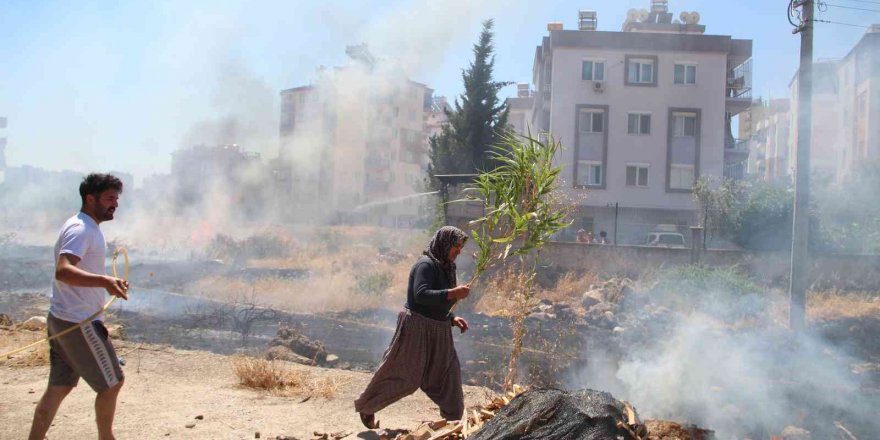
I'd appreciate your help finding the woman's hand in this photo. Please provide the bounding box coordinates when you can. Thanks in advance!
[452,317,469,334]
[446,285,471,300]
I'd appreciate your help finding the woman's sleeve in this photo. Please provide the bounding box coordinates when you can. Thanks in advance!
[412,262,449,306]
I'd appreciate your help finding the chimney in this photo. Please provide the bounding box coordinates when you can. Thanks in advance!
[547,22,563,32]
[517,84,530,98]
[578,10,598,31]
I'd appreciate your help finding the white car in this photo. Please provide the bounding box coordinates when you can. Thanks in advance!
[644,232,687,248]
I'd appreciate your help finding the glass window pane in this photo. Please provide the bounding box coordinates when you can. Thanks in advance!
[628,63,639,83]
[641,63,653,83]
[674,65,685,84]
[595,63,605,81]
[641,114,651,134]
[626,166,637,185]
[593,113,603,132]
[687,65,697,84]
[685,116,696,136]
[580,112,591,132]
[592,165,602,185]
[628,114,638,134]
[582,61,593,81]
[577,163,588,186]
[638,168,648,186]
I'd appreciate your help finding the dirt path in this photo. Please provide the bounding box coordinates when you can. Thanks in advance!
[0,332,492,440]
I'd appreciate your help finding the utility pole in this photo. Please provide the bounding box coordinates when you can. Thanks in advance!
[790,0,813,332]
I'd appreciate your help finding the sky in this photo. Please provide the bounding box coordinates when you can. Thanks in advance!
[1,0,875,185]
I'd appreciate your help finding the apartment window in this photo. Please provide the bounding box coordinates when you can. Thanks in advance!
[674,64,697,85]
[670,164,695,190]
[582,60,605,81]
[626,164,649,187]
[627,113,651,135]
[577,161,603,187]
[392,128,399,139]
[298,94,305,104]
[579,110,604,133]
[673,113,697,137]
[627,59,654,84]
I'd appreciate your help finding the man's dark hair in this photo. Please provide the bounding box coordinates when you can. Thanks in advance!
[79,173,123,205]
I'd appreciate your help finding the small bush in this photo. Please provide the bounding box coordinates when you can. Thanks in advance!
[355,271,393,296]
[231,356,340,398]
[648,265,767,321]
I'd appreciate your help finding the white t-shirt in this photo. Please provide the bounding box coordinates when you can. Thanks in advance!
[49,212,108,323]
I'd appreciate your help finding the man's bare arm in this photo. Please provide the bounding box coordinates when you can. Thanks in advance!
[55,254,128,299]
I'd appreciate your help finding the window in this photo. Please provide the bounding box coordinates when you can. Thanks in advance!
[626,165,649,187]
[674,64,697,85]
[673,113,697,137]
[579,110,604,133]
[627,113,651,135]
[628,59,654,84]
[582,60,605,81]
[577,161,603,187]
[670,164,695,190]
[298,94,306,104]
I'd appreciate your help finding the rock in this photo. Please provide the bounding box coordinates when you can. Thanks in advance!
[588,302,614,314]
[581,294,601,310]
[469,388,645,440]
[613,326,625,333]
[106,324,127,340]
[270,326,329,364]
[0,314,13,326]
[185,422,196,429]
[19,316,47,331]
[527,312,556,322]
[195,415,204,420]
[265,346,316,366]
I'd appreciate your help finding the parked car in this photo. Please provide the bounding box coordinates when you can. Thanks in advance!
[644,232,687,248]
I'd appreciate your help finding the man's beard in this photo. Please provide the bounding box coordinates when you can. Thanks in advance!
[98,206,116,221]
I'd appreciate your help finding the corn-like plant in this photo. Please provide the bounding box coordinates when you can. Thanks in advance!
[452,131,571,296]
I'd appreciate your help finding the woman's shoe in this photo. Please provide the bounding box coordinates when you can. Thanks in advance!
[359,412,380,429]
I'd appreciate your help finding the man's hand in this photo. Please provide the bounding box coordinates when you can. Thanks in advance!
[452,317,469,334]
[447,285,471,301]
[103,276,129,300]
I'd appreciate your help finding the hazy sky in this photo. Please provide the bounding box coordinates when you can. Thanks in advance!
[1,0,874,184]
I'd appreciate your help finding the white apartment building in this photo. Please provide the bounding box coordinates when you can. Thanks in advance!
[513,1,752,243]
[277,45,434,227]
[740,99,791,182]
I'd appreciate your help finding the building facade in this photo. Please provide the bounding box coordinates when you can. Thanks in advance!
[513,0,752,244]
[740,99,791,182]
[277,46,435,227]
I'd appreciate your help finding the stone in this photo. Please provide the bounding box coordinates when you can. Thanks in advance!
[581,294,600,310]
[185,422,196,429]
[265,346,316,366]
[0,314,13,326]
[19,316,47,331]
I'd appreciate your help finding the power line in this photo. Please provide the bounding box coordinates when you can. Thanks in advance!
[824,2,880,12]
[837,0,880,6]
[813,18,871,28]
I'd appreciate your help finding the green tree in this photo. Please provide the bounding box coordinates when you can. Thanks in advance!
[427,19,512,188]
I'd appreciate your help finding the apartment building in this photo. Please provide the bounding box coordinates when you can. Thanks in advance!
[277,45,434,227]
[514,0,752,243]
[739,99,791,182]
[789,60,842,181]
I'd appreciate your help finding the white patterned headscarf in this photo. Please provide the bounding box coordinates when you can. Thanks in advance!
[423,226,468,285]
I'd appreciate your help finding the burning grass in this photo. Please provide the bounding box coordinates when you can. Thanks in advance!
[808,290,880,321]
[231,356,342,398]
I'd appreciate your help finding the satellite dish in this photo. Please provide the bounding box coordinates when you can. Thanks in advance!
[680,12,691,23]
[692,12,701,24]
[637,9,650,22]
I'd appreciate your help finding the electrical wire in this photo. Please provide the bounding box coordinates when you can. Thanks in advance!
[813,18,872,28]
[837,0,880,6]
[824,2,880,12]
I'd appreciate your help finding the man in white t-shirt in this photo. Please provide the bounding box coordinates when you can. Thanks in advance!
[28,173,129,440]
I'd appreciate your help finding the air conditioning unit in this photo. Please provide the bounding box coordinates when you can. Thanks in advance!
[593,81,605,93]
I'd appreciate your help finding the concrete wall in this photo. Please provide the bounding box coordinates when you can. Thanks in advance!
[543,241,880,290]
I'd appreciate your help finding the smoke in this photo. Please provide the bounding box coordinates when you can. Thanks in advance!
[568,278,879,439]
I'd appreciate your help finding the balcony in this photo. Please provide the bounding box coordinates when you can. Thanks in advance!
[725,138,750,162]
[726,58,752,116]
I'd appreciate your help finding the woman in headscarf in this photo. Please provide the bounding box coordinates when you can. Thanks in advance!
[354,226,471,429]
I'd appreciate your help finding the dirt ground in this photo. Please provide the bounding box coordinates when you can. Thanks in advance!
[0,329,492,440]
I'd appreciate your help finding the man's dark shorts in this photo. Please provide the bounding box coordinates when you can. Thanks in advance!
[47,314,124,392]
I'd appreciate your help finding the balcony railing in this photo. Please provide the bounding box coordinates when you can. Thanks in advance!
[727,58,753,100]
[725,138,750,151]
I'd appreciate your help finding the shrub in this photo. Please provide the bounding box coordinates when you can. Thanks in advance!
[355,271,393,296]
[231,356,340,398]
